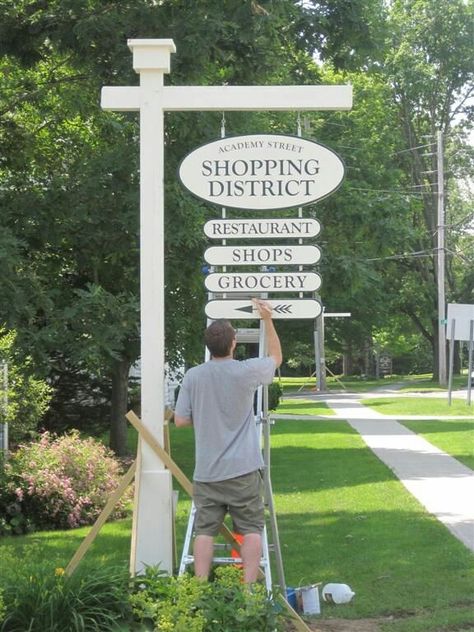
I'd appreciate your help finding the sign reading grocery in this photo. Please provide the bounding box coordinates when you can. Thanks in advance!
[205,271,321,293]
[179,134,344,210]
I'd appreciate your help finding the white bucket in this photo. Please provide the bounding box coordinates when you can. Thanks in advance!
[299,585,320,615]
[322,583,355,604]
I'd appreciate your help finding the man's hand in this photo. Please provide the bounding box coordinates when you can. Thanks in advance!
[252,298,273,321]
[252,298,282,367]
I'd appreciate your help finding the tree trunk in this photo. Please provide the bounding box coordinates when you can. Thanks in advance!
[342,343,353,376]
[110,358,131,456]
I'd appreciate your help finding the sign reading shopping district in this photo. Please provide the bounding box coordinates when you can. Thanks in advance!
[204,244,320,266]
[204,218,321,240]
[205,299,322,320]
[205,272,321,293]
[179,134,344,210]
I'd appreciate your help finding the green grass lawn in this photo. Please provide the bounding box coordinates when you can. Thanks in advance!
[362,397,474,417]
[400,420,474,470]
[274,398,335,416]
[1,420,473,632]
[278,373,470,394]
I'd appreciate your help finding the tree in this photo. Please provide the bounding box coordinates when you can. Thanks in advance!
[3,0,387,452]
[0,328,52,445]
[382,0,474,379]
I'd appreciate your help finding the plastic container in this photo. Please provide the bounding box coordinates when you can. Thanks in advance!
[300,585,320,614]
[322,583,355,604]
[286,587,297,610]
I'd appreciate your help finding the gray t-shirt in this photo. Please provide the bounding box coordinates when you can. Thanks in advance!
[175,356,276,482]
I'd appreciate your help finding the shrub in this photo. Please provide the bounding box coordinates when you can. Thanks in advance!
[268,381,282,411]
[0,562,131,632]
[0,431,132,534]
[130,565,286,632]
[0,328,52,445]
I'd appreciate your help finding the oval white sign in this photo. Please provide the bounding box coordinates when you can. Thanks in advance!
[205,272,322,293]
[204,245,321,266]
[205,299,322,320]
[204,218,321,240]
[179,134,344,210]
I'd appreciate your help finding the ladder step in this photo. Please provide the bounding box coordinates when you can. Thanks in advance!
[181,556,270,566]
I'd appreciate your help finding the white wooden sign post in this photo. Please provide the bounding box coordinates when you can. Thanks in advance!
[102,39,352,574]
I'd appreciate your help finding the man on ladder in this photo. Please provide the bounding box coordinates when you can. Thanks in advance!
[174,298,282,583]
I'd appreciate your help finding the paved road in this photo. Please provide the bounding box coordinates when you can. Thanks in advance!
[272,389,474,552]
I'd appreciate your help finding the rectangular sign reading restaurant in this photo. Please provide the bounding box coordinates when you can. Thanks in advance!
[204,218,321,239]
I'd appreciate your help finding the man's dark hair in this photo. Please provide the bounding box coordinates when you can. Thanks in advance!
[205,319,235,358]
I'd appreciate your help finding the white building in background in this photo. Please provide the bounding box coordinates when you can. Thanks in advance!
[129,359,183,410]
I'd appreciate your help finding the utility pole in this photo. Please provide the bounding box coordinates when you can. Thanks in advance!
[313,310,351,392]
[437,130,447,386]
[314,308,326,392]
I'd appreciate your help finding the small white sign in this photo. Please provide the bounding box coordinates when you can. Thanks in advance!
[204,245,320,266]
[179,134,344,210]
[447,303,474,341]
[204,218,321,240]
[206,299,322,320]
[205,272,321,293]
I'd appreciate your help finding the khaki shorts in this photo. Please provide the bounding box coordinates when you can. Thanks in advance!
[193,470,264,536]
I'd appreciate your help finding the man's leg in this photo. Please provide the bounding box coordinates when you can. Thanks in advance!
[193,534,214,579]
[241,532,262,583]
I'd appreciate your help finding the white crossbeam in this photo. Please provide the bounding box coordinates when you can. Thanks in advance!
[102,85,352,112]
[163,85,352,111]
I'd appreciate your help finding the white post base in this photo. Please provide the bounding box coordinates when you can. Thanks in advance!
[132,469,173,575]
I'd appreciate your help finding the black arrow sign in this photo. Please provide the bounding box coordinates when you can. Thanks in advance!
[206,299,321,320]
[236,305,255,314]
[273,304,293,314]
[236,303,294,315]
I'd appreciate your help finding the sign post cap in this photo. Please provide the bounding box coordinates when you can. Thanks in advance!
[127,39,176,73]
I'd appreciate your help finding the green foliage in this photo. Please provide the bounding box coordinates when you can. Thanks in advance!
[0,328,52,444]
[268,381,282,411]
[286,341,314,374]
[0,589,5,627]
[1,0,472,446]
[373,320,433,374]
[381,0,474,376]
[0,559,131,632]
[130,565,285,632]
[0,431,131,535]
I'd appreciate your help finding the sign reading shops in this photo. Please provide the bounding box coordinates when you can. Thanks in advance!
[204,244,321,266]
[179,134,345,210]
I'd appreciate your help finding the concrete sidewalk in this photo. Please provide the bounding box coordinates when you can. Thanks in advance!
[272,395,474,552]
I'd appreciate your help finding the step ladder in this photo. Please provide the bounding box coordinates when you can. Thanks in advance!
[178,323,287,595]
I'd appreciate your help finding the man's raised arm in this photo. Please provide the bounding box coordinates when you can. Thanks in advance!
[252,299,282,368]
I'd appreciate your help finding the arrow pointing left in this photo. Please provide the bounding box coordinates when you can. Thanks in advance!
[205,299,321,320]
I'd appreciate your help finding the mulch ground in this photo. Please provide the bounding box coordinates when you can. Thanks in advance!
[287,616,396,632]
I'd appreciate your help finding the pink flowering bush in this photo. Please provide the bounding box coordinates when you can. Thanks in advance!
[0,431,132,534]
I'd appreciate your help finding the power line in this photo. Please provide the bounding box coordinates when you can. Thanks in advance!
[346,186,423,196]
[365,249,436,262]
[390,143,433,155]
